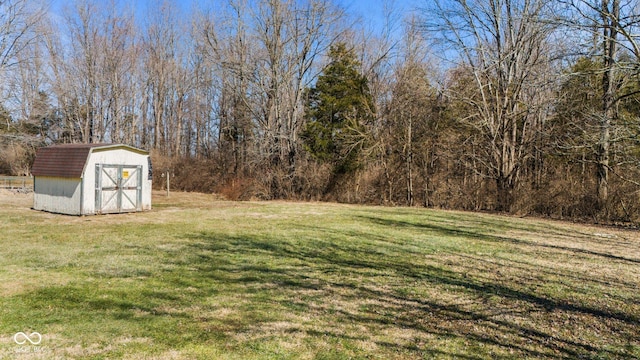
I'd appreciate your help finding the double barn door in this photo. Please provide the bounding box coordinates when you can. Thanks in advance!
[95,164,142,214]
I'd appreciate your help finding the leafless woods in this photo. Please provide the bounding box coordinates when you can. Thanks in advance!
[2,0,640,223]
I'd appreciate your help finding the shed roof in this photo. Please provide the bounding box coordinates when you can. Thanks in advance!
[32,143,148,178]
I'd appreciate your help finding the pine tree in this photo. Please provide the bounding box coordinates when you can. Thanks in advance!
[301,43,374,174]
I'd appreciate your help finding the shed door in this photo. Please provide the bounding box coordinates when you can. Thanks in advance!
[95,164,142,214]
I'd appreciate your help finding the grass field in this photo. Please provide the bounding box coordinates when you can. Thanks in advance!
[0,190,639,359]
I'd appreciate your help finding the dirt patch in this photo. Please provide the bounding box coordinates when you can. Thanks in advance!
[0,189,32,207]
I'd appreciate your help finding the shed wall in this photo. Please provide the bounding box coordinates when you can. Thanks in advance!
[33,177,82,215]
[81,149,152,214]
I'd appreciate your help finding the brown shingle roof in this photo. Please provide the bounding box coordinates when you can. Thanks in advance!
[31,143,146,178]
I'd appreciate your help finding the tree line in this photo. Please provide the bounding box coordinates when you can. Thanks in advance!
[1,0,640,223]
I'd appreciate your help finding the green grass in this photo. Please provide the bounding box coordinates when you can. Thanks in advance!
[0,191,639,359]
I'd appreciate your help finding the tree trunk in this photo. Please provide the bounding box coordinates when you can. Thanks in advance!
[496,175,514,212]
[406,115,414,206]
[597,0,619,210]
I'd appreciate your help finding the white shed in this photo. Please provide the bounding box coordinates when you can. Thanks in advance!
[31,144,152,215]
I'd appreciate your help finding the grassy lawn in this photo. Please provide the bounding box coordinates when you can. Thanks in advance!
[0,190,639,359]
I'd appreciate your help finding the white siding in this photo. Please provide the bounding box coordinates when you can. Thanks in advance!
[33,177,82,215]
[81,148,152,214]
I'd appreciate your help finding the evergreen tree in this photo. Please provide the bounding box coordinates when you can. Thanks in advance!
[301,43,374,174]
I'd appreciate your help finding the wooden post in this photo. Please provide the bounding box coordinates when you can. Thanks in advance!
[166,170,170,197]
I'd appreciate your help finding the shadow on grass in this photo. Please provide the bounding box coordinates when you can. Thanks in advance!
[182,227,639,360]
[7,216,639,359]
[357,215,640,314]
[362,214,640,299]
[359,216,640,265]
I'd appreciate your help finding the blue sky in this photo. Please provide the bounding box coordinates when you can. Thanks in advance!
[50,0,419,32]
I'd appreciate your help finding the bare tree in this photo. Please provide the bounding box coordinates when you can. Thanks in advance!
[42,15,77,143]
[0,0,44,73]
[422,0,557,211]
[142,0,187,155]
[388,18,438,206]
[0,0,46,131]
[7,26,48,131]
[556,0,640,214]
[100,2,138,145]
[198,0,343,197]
[598,0,619,207]
[248,0,344,196]
[45,0,140,145]
[65,0,102,143]
[0,0,47,175]
[197,0,253,174]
